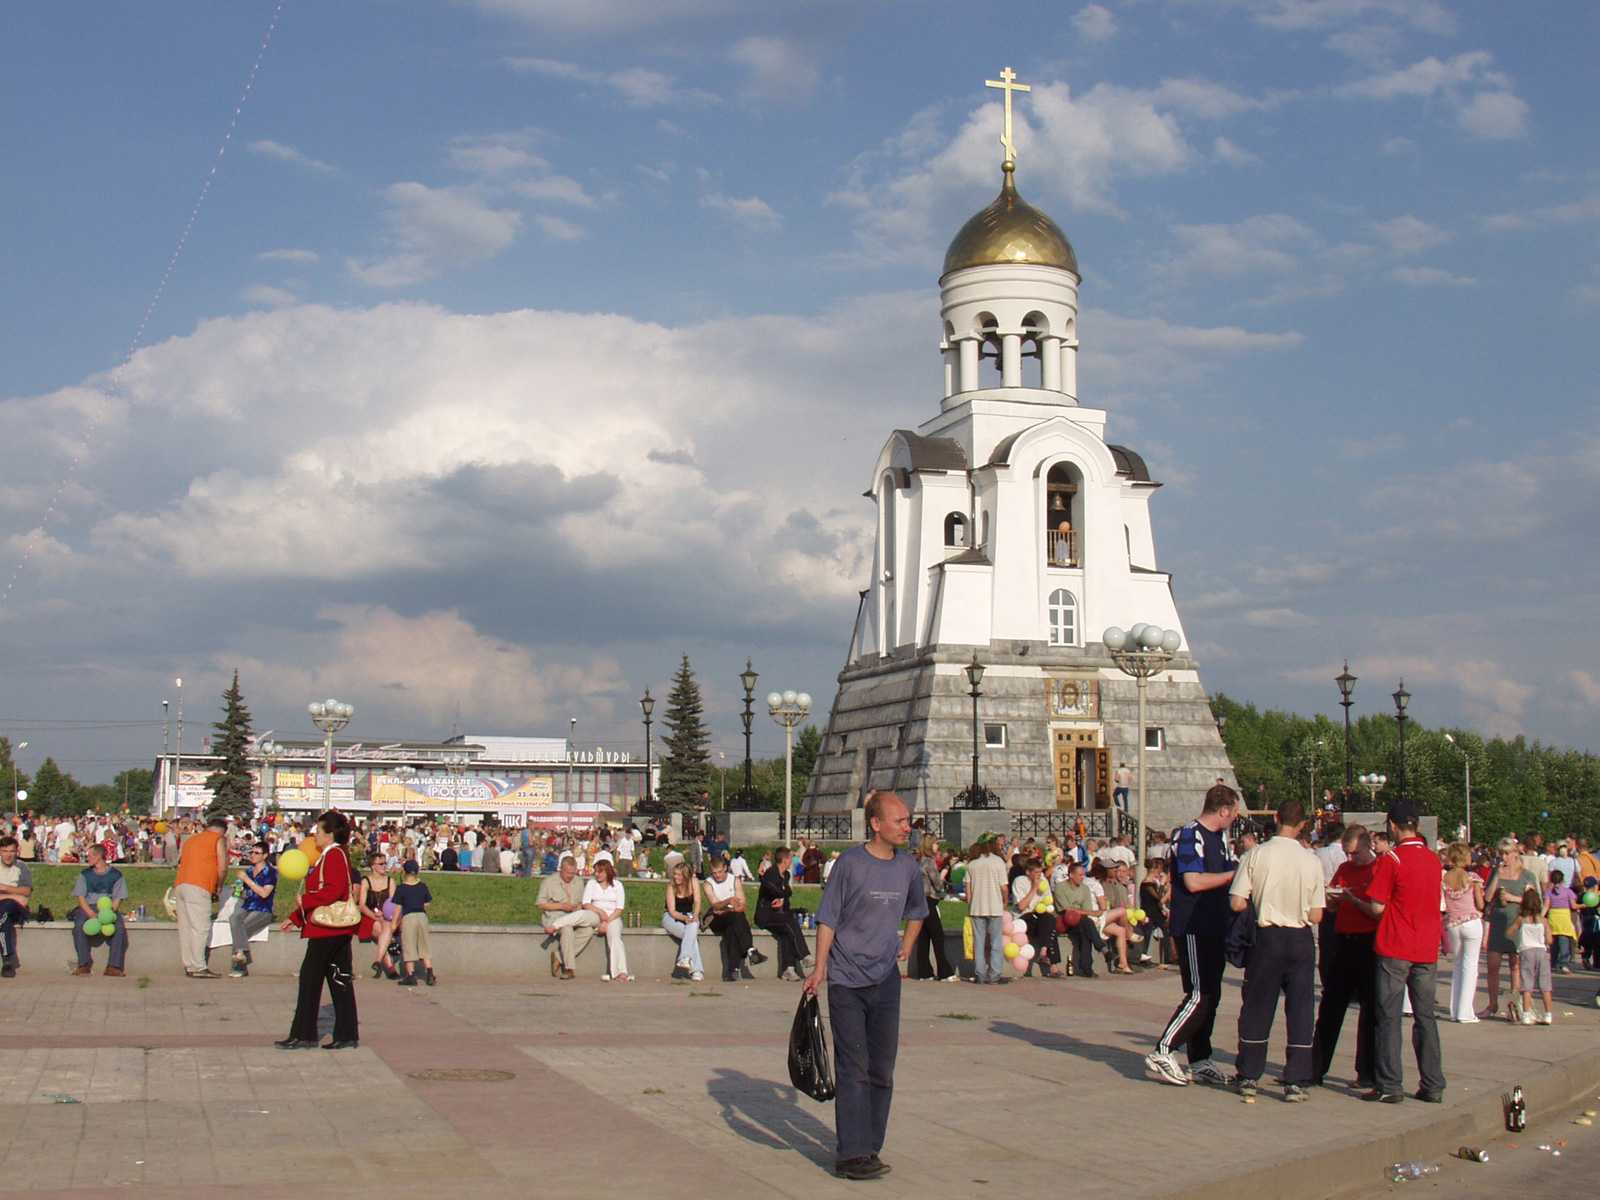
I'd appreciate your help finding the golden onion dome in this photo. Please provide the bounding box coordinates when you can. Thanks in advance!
[942,163,1078,277]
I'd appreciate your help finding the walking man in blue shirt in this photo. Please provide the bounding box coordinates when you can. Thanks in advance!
[804,790,927,1181]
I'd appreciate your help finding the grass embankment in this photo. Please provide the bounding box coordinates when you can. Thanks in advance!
[24,865,970,927]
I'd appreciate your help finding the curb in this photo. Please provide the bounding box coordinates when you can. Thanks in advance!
[1161,1042,1600,1200]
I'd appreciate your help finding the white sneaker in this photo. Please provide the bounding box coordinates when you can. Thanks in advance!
[1189,1060,1230,1087]
[1144,1051,1190,1087]
[601,973,612,982]
[1540,1011,1554,1025]
[1520,1011,1536,1026]
[691,971,704,982]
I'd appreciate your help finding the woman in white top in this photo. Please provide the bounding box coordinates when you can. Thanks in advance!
[581,860,629,981]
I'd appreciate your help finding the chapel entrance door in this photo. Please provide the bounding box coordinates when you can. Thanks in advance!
[1052,729,1076,810]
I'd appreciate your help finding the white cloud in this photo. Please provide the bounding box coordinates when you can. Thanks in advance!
[1242,0,1455,35]
[1390,265,1475,287]
[469,0,745,35]
[1575,282,1600,306]
[240,284,299,308]
[1380,135,1416,156]
[256,248,320,265]
[1072,4,1117,42]
[534,214,586,241]
[1243,607,1314,629]
[247,139,335,173]
[448,131,547,175]
[1166,214,1319,278]
[347,183,522,287]
[1458,91,1530,140]
[1371,214,1450,254]
[1148,78,1265,120]
[511,175,597,208]
[506,57,717,108]
[730,36,819,102]
[701,193,781,231]
[1213,136,1262,167]
[1480,194,1600,233]
[1571,669,1600,705]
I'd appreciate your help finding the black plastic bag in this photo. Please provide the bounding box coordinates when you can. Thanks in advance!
[788,991,836,1102]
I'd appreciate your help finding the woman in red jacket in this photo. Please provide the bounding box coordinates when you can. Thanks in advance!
[275,811,360,1050]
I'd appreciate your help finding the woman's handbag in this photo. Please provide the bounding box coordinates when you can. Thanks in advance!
[311,897,361,928]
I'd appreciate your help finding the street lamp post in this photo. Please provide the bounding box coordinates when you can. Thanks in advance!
[639,689,655,813]
[1358,772,1387,807]
[965,654,985,803]
[174,677,184,815]
[1443,733,1472,843]
[392,764,417,823]
[1391,681,1410,798]
[162,700,170,814]
[567,717,577,830]
[10,740,26,824]
[1335,660,1357,794]
[258,738,282,819]
[307,698,353,811]
[441,750,469,828]
[739,660,758,807]
[1103,623,1182,880]
[767,689,812,848]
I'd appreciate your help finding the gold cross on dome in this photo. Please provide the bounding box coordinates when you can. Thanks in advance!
[985,66,1031,167]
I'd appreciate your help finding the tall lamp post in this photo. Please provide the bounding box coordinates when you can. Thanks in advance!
[441,749,469,828]
[162,700,170,814]
[1358,772,1387,807]
[1391,681,1410,798]
[566,717,577,830]
[1443,733,1471,843]
[258,738,282,819]
[1335,660,1357,794]
[639,689,655,812]
[965,654,985,803]
[174,677,184,815]
[767,689,811,848]
[739,659,758,807]
[10,740,27,824]
[1104,623,1181,879]
[307,698,353,811]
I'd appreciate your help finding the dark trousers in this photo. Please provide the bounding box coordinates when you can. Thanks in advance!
[828,970,902,1162]
[71,909,127,971]
[908,907,954,979]
[1021,912,1061,972]
[757,912,810,974]
[1065,915,1106,976]
[1157,932,1227,1063]
[1318,914,1342,990]
[709,911,753,976]
[1313,930,1375,1083]
[0,898,25,962]
[1374,956,1445,1097]
[1236,925,1316,1084]
[1553,934,1574,970]
[289,935,358,1044]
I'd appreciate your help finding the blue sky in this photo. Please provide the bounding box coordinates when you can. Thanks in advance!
[2,0,1597,783]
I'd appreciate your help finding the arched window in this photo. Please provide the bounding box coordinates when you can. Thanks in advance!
[975,313,1002,388]
[943,512,968,548]
[1048,588,1078,647]
[1021,311,1049,389]
[1046,462,1082,567]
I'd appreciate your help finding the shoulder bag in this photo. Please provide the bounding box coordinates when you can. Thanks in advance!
[310,847,361,928]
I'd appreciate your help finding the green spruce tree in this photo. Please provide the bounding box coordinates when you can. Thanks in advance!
[658,654,711,810]
[203,670,256,822]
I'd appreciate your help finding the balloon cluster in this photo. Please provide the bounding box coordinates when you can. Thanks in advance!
[84,895,118,938]
[1001,913,1035,974]
[276,837,322,883]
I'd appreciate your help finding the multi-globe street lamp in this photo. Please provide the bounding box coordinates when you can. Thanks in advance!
[1392,681,1411,797]
[1358,772,1387,806]
[10,740,27,824]
[767,689,811,848]
[258,737,283,816]
[1335,660,1357,794]
[1103,623,1182,879]
[1443,733,1472,843]
[739,659,759,808]
[307,698,353,812]
[441,749,469,828]
[639,688,656,812]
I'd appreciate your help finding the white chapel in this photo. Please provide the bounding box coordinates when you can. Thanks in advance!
[806,69,1235,829]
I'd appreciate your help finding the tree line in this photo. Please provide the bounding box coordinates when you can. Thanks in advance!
[1214,692,1600,844]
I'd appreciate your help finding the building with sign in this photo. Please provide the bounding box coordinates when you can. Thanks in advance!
[153,734,656,828]
[804,71,1236,833]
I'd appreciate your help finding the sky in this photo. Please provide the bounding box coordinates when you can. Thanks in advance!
[1,0,1597,785]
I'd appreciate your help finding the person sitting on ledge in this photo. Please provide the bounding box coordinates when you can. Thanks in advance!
[757,847,813,981]
[662,861,705,981]
[71,844,129,977]
[538,855,596,980]
[704,855,765,981]
[0,836,33,977]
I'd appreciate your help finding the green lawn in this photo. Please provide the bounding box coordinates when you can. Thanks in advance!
[23,865,970,927]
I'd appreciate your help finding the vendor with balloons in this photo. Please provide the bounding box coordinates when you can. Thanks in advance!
[1009,857,1063,978]
[275,811,360,1051]
[70,844,129,977]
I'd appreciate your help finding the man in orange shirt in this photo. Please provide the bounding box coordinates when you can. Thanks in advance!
[174,815,229,978]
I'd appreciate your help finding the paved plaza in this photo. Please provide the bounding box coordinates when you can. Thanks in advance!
[1,956,1597,1199]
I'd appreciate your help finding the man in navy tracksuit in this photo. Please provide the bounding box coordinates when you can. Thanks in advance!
[1146,784,1240,1088]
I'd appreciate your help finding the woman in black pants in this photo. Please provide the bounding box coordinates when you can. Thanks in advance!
[909,835,957,980]
[756,847,812,981]
[276,811,359,1050]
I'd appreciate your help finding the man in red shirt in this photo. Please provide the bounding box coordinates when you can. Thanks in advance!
[1312,825,1378,1088]
[1355,800,1445,1104]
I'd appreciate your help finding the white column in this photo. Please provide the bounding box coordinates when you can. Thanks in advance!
[1062,340,1078,398]
[942,346,957,398]
[1001,334,1022,387]
[958,338,979,393]
[1040,335,1061,391]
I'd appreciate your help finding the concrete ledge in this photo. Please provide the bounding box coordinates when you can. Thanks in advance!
[19,921,937,980]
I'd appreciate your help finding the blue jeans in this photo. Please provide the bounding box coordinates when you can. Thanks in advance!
[970,915,1005,982]
[661,913,703,974]
[828,969,902,1162]
[72,909,127,971]
[1374,956,1445,1097]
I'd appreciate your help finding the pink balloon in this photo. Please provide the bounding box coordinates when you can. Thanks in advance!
[1011,929,1029,945]
[1001,914,1016,934]
[1011,956,1029,973]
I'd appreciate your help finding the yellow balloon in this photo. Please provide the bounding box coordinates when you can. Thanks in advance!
[153,821,168,834]
[1035,902,1050,914]
[277,848,310,882]
[1003,942,1020,960]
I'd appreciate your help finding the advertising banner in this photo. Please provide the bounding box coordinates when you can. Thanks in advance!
[370,773,560,812]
